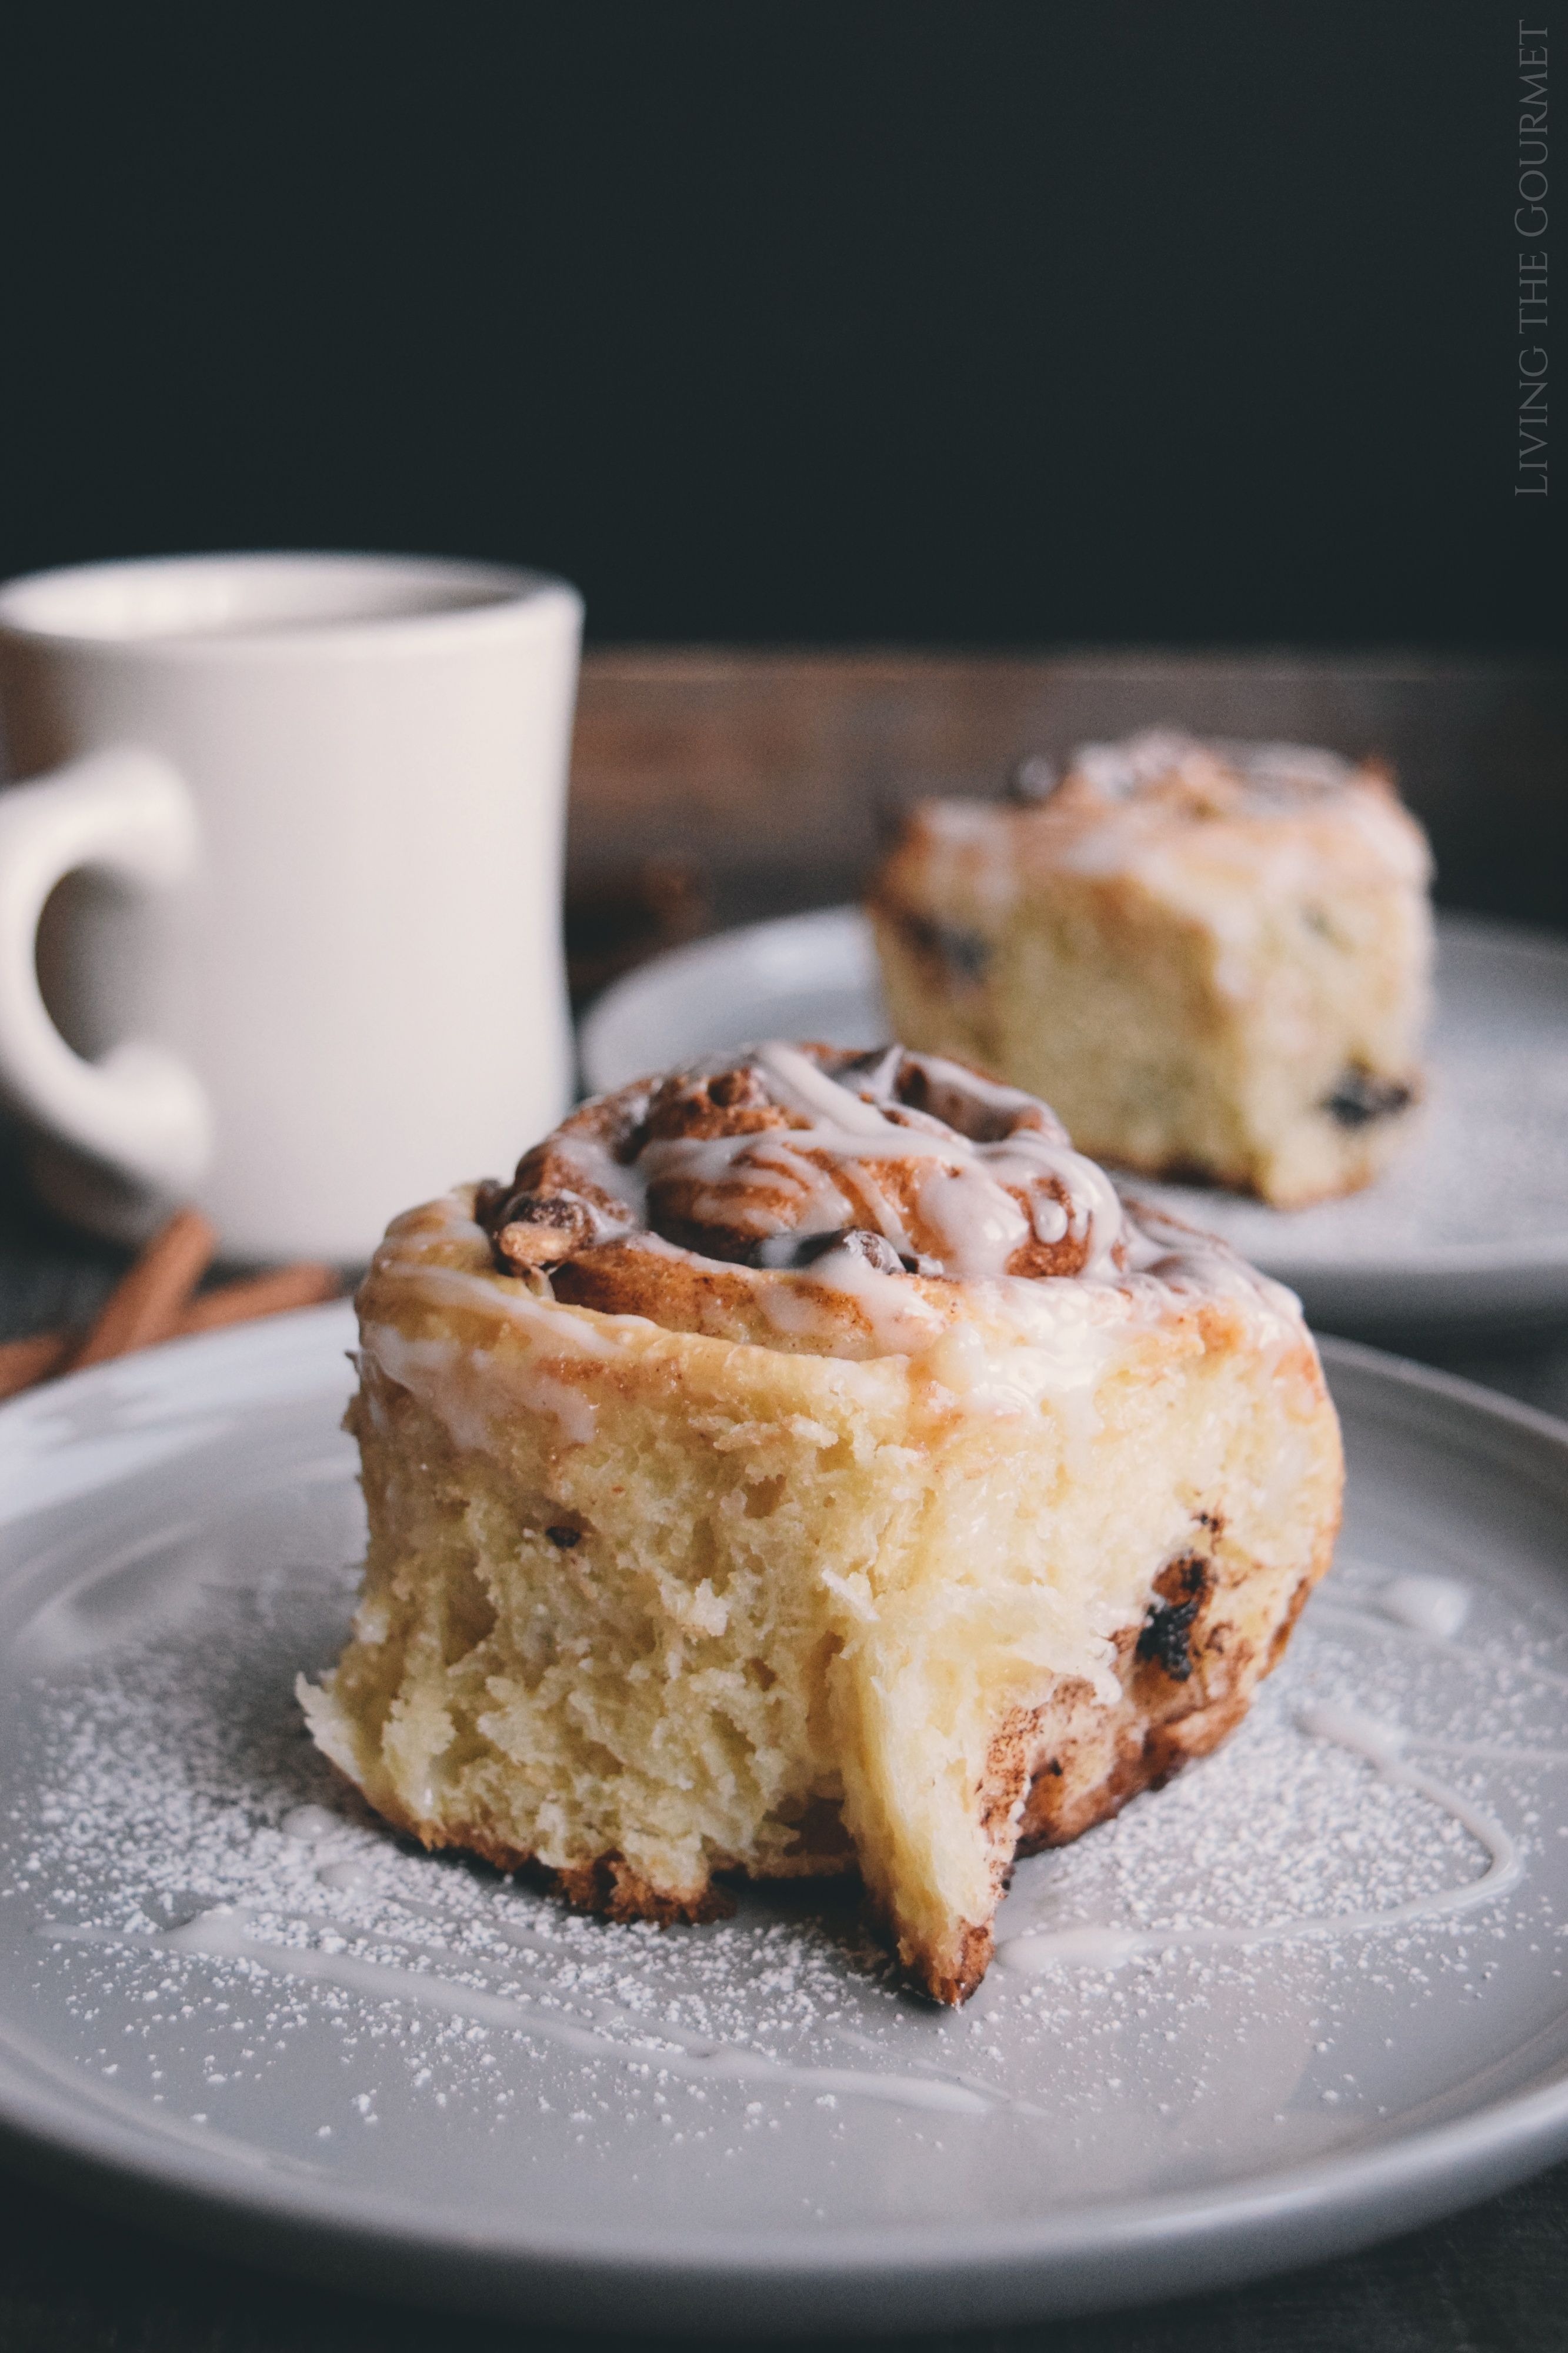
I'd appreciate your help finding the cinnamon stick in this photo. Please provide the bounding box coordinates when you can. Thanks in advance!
[0,1329,74,1403]
[175,1262,339,1334]
[0,1254,343,1401]
[68,1208,218,1371]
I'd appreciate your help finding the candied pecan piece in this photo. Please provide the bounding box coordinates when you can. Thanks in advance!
[491,1193,597,1272]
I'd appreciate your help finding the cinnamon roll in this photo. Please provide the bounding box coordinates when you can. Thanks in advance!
[300,1044,1343,2002]
[868,729,1434,1207]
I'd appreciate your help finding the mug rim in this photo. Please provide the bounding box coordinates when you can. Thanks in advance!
[0,551,581,656]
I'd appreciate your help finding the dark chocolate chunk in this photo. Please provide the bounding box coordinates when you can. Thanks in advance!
[1323,1065,1414,1129]
[752,1227,851,1270]
[898,912,992,983]
[750,1227,925,1275]
[1137,1595,1201,1681]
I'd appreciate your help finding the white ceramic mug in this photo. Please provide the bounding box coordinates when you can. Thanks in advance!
[0,552,581,1262]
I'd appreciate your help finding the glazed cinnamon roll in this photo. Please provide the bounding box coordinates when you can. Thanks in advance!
[301,1044,1343,2002]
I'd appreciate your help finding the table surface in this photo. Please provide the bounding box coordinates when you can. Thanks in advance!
[4,1130,1568,2352]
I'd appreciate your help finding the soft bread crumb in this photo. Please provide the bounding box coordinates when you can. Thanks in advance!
[302,1182,1342,2002]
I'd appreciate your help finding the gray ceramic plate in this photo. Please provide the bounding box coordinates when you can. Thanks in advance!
[579,907,1568,1334]
[3,1306,1568,2332]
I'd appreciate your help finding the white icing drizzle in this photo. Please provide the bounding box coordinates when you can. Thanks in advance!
[1376,1573,1472,1639]
[650,1044,1126,1285]
[1310,1564,1568,1764]
[373,1179,1299,1439]
[752,1042,899,1136]
[901,731,1430,904]
[42,1795,1043,2125]
[316,1859,375,1892]
[533,1044,1126,1288]
[1072,731,1355,804]
[1212,738,1356,793]
[374,1055,1312,1428]
[917,1167,1030,1277]
[36,1549,1560,2132]
[832,1157,918,1256]
[1073,730,1200,798]
[996,1701,1521,1976]
[279,1805,340,1844]
[806,1248,947,1352]
[362,1318,603,1453]
[42,1908,996,2118]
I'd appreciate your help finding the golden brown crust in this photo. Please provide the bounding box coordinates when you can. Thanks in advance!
[318,1758,858,1931]
[548,1857,736,1928]
[321,1770,739,1924]
[924,1923,997,2008]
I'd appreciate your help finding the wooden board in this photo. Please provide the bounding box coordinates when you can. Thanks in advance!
[568,649,1568,934]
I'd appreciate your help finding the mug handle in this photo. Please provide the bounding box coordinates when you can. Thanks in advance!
[0,748,212,1191]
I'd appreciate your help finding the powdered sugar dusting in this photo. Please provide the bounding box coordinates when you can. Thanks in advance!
[5,1476,1568,2213]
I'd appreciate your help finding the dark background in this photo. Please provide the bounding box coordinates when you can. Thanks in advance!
[1,0,1559,649]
